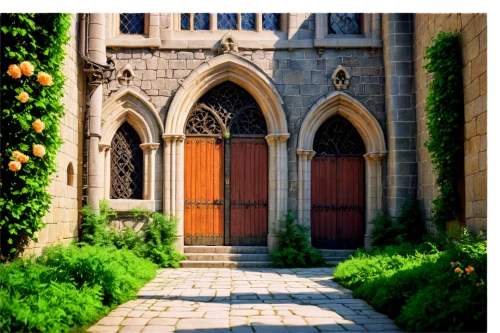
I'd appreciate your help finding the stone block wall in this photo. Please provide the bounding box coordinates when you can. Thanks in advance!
[26,14,85,255]
[104,47,386,212]
[414,14,487,232]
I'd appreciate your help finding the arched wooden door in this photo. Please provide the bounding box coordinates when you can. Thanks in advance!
[184,82,268,246]
[311,116,365,249]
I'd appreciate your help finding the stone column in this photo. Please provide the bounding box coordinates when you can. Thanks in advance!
[140,143,160,200]
[363,152,387,247]
[382,14,417,217]
[296,149,315,228]
[98,144,111,200]
[87,13,106,213]
[266,134,290,252]
[162,134,185,252]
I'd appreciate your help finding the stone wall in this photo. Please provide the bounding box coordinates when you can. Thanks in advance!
[414,14,487,232]
[104,47,386,211]
[26,14,85,255]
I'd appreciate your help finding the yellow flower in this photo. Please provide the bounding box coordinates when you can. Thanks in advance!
[37,72,53,86]
[7,64,22,79]
[33,144,46,157]
[17,92,29,103]
[8,161,22,172]
[19,61,34,77]
[32,119,46,133]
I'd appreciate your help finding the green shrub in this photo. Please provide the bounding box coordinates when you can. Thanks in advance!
[371,200,424,247]
[270,211,325,268]
[0,244,157,332]
[81,201,184,268]
[333,232,487,332]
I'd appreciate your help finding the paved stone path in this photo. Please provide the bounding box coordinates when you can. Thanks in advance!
[88,268,402,333]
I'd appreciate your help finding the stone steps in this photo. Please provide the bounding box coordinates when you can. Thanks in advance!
[185,253,270,261]
[180,260,272,268]
[320,249,356,267]
[181,246,271,268]
[184,246,269,254]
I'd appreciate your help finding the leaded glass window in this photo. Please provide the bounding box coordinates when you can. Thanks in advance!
[120,13,145,34]
[313,116,365,156]
[194,13,210,30]
[111,122,143,199]
[241,13,256,31]
[262,13,280,30]
[217,13,237,30]
[180,13,190,30]
[328,13,361,34]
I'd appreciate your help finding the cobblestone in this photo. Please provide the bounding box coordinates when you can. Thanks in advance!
[87,268,402,333]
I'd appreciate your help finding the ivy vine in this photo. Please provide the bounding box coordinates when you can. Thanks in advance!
[423,31,463,232]
[0,14,71,255]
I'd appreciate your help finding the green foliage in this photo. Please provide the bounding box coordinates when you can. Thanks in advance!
[0,14,71,255]
[371,200,424,247]
[270,211,325,268]
[423,31,463,232]
[0,244,157,333]
[334,231,487,332]
[81,201,185,268]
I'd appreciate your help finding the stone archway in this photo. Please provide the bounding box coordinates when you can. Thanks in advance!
[163,54,290,252]
[296,91,387,247]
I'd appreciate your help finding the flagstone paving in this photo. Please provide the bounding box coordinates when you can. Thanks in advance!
[87,268,402,333]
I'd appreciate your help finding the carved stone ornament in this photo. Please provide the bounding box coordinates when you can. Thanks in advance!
[332,65,350,90]
[117,63,135,85]
[220,33,238,53]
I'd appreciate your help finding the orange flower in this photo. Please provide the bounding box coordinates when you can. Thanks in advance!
[32,119,45,133]
[19,61,34,76]
[8,160,22,172]
[33,144,46,157]
[17,92,29,103]
[12,150,23,159]
[17,153,29,164]
[37,72,53,86]
[454,267,461,273]
[7,64,22,79]
[465,266,475,274]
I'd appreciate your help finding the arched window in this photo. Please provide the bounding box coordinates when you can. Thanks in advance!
[111,122,143,199]
[313,115,365,156]
[67,162,75,187]
[328,13,362,34]
[262,13,281,31]
[120,13,145,34]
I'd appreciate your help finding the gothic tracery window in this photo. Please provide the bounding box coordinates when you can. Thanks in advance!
[111,122,143,199]
[328,13,361,34]
[313,116,365,156]
[120,13,145,34]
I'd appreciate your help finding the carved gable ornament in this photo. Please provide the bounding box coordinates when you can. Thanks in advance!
[117,63,135,85]
[332,65,350,90]
[220,33,238,53]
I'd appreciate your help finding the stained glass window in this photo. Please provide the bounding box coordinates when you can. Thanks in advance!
[180,13,190,30]
[328,13,361,34]
[241,13,256,30]
[120,13,145,34]
[262,13,280,30]
[194,13,210,30]
[217,13,237,30]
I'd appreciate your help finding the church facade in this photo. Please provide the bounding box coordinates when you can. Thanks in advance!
[25,13,487,254]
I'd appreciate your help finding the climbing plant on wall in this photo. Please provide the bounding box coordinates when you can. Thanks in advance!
[423,31,463,233]
[0,14,71,256]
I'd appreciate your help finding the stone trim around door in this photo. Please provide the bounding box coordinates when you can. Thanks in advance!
[163,53,290,253]
[296,91,387,248]
[100,87,163,211]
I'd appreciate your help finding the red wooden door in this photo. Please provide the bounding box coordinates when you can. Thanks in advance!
[311,156,365,249]
[230,138,268,246]
[184,137,224,245]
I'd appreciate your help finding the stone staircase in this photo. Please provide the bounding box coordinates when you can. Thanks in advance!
[180,246,356,268]
[319,249,356,266]
[180,246,271,268]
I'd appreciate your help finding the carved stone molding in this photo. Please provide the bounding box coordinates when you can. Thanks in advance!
[332,65,350,90]
[220,33,238,53]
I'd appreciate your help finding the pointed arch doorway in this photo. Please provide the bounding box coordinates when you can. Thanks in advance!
[184,82,268,246]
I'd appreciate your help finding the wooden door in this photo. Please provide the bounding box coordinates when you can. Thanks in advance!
[184,137,224,245]
[229,138,268,246]
[311,156,365,249]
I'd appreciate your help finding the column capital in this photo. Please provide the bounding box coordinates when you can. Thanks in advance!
[296,149,316,160]
[140,142,161,152]
[363,151,388,161]
[265,133,290,145]
[162,133,185,143]
[98,143,111,152]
